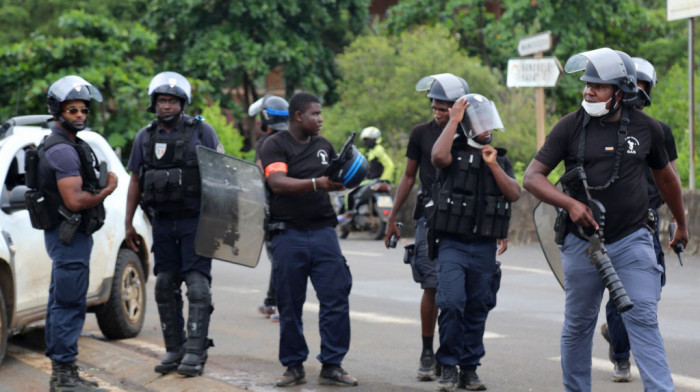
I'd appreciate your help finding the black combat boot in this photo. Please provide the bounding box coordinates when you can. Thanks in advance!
[50,361,107,392]
[177,271,214,377]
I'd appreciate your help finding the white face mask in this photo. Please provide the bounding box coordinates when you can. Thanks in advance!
[581,98,611,117]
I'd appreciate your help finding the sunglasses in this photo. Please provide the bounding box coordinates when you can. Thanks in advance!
[64,107,90,115]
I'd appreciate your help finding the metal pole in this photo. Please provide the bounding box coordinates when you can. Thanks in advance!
[535,52,546,149]
[690,18,695,189]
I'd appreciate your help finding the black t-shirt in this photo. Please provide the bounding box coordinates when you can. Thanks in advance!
[646,121,677,209]
[254,130,278,162]
[406,120,441,199]
[259,131,337,230]
[535,108,669,243]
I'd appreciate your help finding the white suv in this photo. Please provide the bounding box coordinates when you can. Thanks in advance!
[0,115,153,365]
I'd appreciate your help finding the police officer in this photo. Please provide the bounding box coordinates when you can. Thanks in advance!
[600,56,679,383]
[384,73,469,381]
[39,75,116,392]
[523,48,687,392]
[431,94,520,391]
[125,71,223,377]
[249,94,290,321]
[259,91,360,387]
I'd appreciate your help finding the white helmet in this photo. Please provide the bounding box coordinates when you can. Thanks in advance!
[360,126,381,140]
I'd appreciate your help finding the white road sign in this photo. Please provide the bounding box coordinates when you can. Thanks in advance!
[668,0,700,21]
[507,57,562,88]
[517,31,552,56]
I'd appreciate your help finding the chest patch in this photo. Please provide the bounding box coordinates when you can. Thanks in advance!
[603,145,615,155]
[317,150,329,165]
[624,136,640,155]
[155,143,167,160]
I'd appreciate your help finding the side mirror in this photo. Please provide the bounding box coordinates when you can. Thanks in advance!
[1,185,29,213]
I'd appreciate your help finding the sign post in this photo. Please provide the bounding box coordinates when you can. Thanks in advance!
[508,31,557,149]
[668,1,699,189]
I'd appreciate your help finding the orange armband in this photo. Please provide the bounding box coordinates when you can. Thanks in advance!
[265,162,288,178]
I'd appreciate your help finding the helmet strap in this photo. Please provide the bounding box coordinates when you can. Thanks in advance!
[158,112,183,128]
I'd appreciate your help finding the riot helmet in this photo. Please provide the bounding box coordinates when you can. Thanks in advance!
[47,75,103,132]
[632,57,657,96]
[415,73,470,103]
[565,48,637,96]
[146,71,192,113]
[248,94,289,131]
[329,145,369,188]
[459,94,504,149]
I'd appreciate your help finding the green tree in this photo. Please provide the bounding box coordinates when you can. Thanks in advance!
[141,0,370,144]
[322,25,548,182]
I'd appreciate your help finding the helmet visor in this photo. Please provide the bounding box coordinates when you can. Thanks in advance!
[564,48,628,82]
[50,75,103,103]
[148,72,191,103]
[463,97,505,135]
[632,57,656,86]
[415,73,468,101]
[248,96,265,116]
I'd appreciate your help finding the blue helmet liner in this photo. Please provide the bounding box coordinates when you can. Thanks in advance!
[324,132,369,189]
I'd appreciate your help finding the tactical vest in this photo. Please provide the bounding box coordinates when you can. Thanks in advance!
[139,116,202,211]
[25,133,106,233]
[432,148,511,239]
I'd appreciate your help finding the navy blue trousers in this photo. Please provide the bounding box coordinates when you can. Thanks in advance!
[435,236,498,369]
[44,227,92,364]
[271,227,352,367]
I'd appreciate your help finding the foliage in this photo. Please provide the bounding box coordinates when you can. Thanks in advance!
[322,25,556,183]
[0,9,157,151]
[141,0,370,143]
[200,102,254,162]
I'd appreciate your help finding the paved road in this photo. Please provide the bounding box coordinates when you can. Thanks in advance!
[2,234,699,391]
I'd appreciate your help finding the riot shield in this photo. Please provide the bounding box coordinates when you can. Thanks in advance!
[532,196,565,290]
[195,146,265,268]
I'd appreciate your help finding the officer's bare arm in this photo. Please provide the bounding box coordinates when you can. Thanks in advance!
[523,159,597,229]
[57,173,117,212]
[124,173,141,252]
[267,171,342,194]
[431,97,468,169]
[651,164,689,247]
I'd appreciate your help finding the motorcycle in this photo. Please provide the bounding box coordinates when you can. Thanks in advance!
[336,179,394,240]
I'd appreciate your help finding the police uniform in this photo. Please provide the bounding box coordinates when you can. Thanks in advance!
[432,133,512,375]
[41,127,105,365]
[259,130,353,368]
[535,107,673,391]
[127,113,220,372]
[604,119,678,367]
[406,120,441,289]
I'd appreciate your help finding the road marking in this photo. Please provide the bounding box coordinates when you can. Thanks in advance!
[343,250,384,257]
[501,265,551,275]
[548,356,700,390]
[7,344,127,392]
[303,302,505,339]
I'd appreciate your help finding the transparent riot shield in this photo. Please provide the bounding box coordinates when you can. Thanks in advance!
[532,194,565,290]
[195,146,265,267]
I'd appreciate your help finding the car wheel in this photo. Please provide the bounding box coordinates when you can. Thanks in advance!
[96,249,146,339]
[0,288,8,366]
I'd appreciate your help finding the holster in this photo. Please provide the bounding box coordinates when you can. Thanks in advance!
[58,206,82,245]
[403,243,415,264]
[265,222,286,241]
[553,208,569,246]
[426,226,439,261]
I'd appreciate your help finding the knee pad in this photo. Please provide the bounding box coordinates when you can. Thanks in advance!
[185,271,211,305]
[155,271,182,304]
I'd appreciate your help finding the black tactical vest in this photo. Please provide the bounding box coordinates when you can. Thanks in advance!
[32,133,106,232]
[139,116,202,212]
[432,148,511,240]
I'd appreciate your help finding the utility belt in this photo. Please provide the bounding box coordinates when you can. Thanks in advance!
[141,167,200,206]
[432,190,511,239]
[152,209,199,220]
[265,221,287,241]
